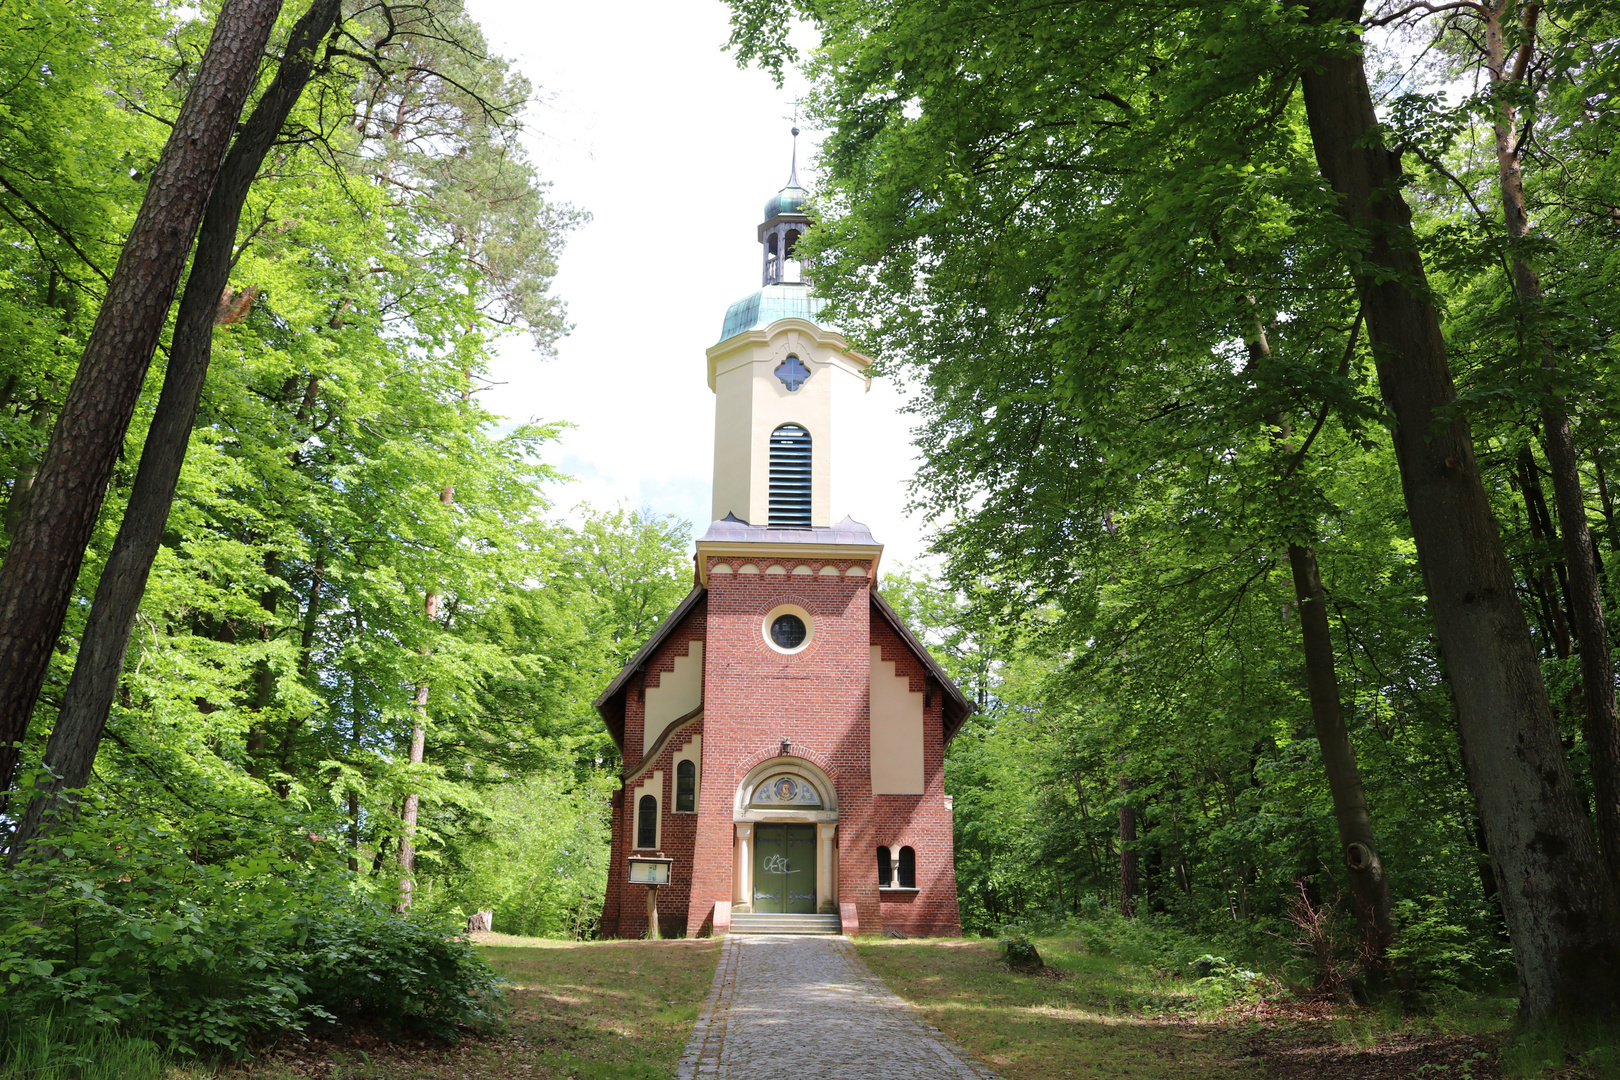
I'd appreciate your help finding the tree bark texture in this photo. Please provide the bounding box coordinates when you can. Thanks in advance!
[1118,769,1138,918]
[1243,305,1396,962]
[1287,543,1395,958]
[0,0,283,792]
[1300,0,1620,1023]
[1484,0,1620,900]
[1516,450,1573,660]
[398,480,451,910]
[7,0,342,860]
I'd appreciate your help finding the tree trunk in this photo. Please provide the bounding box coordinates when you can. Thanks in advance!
[1243,308,1396,964]
[1484,0,1620,901]
[1288,543,1396,961]
[0,0,283,792]
[6,0,341,859]
[1299,0,1620,1025]
[1517,449,1573,660]
[397,481,454,910]
[397,680,428,911]
[1118,768,1138,918]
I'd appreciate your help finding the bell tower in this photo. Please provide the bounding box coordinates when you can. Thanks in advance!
[706,132,873,531]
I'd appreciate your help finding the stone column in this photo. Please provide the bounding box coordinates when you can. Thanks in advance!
[734,823,753,913]
[817,823,837,912]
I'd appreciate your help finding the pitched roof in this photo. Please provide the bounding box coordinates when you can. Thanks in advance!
[593,586,707,752]
[870,590,976,740]
[592,583,977,752]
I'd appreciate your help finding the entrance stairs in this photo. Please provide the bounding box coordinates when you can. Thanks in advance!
[728,912,843,935]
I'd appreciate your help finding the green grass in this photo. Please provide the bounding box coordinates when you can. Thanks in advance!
[168,932,721,1080]
[854,935,1259,1080]
[1,1016,166,1080]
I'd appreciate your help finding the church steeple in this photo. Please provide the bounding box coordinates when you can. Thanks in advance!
[706,131,873,535]
[760,128,812,286]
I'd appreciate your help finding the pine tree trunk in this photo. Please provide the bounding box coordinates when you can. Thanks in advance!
[7,0,341,860]
[1299,0,1620,1024]
[1483,0,1620,901]
[0,0,283,792]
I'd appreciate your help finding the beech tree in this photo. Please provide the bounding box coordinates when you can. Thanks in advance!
[726,0,1620,1026]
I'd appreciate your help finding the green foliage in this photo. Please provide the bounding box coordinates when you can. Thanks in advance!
[0,0,705,1055]
[997,934,1041,970]
[0,798,501,1057]
[0,1015,164,1080]
[424,769,614,939]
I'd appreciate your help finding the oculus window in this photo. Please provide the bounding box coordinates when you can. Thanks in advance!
[771,613,806,649]
[762,604,813,654]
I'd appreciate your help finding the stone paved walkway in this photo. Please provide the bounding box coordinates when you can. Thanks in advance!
[676,934,1001,1080]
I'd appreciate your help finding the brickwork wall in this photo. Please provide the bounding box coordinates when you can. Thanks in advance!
[599,603,707,939]
[870,611,962,937]
[599,565,962,939]
[686,559,878,935]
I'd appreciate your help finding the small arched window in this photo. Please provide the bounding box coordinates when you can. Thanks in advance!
[898,846,916,888]
[675,760,696,813]
[769,424,812,528]
[877,847,892,888]
[635,794,657,849]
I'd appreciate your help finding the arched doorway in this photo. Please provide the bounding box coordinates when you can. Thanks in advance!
[733,758,838,914]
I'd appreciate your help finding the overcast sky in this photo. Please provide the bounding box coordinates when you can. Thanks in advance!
[462,0,934,571]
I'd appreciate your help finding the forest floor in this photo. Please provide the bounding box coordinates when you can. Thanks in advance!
[169,932,721,1080]
[857,936,1523,1080]
[170,931,1598,1080]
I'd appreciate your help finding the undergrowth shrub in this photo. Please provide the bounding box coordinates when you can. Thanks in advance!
[0,806,503,1060]
[1386,896,1511,992]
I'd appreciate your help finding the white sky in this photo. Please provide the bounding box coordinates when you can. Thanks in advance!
[465,0,934,570]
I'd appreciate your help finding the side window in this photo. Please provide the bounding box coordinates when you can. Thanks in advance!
[635,794,657,849]
[675,760,696,813]
[877,846,892,887]
[898,845,916,888]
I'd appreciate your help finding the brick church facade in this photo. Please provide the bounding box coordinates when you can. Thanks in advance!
[594,149,972,939]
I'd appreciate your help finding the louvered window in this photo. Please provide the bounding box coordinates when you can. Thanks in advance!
[769,424,812,528]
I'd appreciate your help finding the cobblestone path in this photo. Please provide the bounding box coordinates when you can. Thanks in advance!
[676,933,1000,1080]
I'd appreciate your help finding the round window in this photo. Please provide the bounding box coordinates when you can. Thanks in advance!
[770,613,807,649]
[762,604,813,654]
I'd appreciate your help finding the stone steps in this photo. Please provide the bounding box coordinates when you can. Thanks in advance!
[728,912,843,935]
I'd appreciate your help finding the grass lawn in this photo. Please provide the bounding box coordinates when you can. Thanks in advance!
[855,935,1257,1080]
[171,933,720,1080]
[855,935,1536,1080]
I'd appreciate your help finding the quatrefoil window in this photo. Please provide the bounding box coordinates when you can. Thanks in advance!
[775,354,811,392]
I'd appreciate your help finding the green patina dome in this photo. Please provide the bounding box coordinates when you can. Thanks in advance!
[718,282,832,343]
[764,183,810,221]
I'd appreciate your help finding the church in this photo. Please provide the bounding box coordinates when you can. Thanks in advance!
[593,148,973,939]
